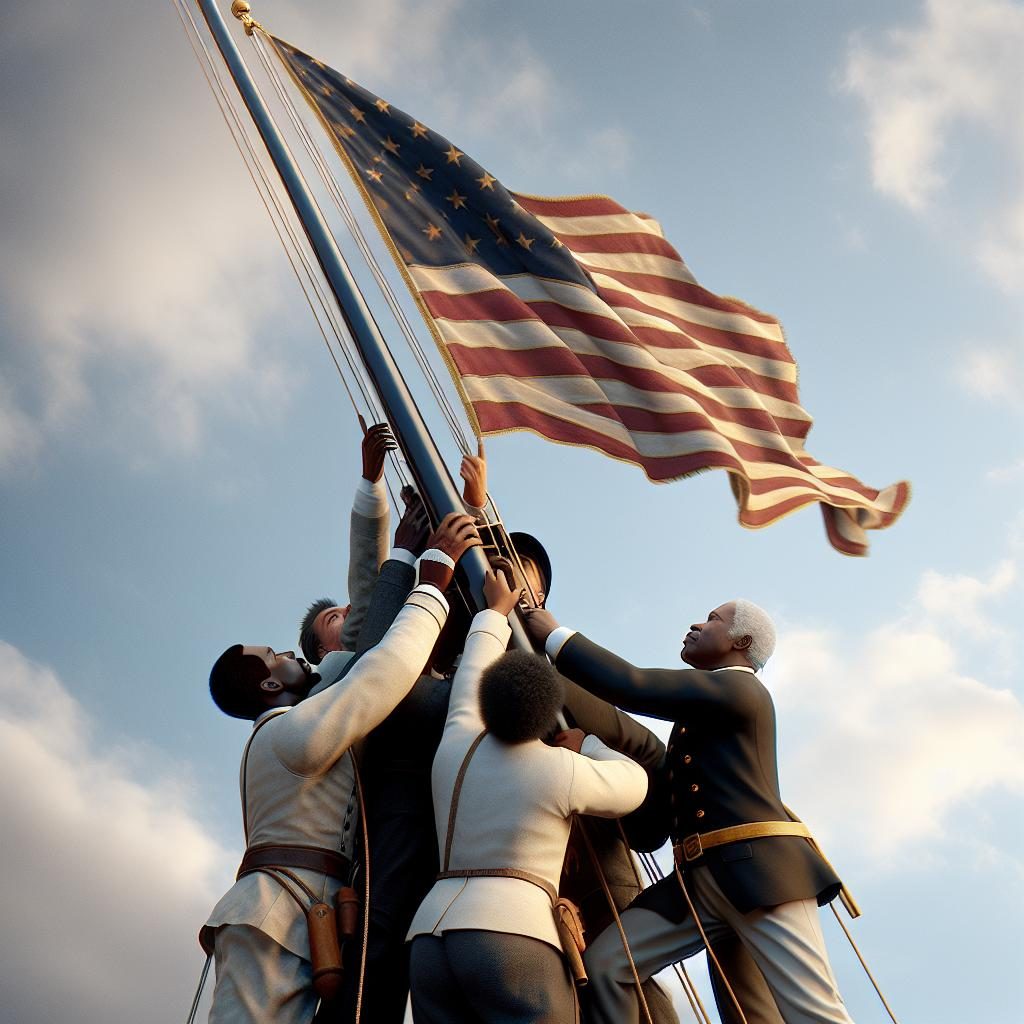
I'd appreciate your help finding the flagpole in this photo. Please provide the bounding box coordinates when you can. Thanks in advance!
[192,0,533,642]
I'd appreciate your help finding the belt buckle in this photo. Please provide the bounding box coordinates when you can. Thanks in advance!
[682,833,703,862]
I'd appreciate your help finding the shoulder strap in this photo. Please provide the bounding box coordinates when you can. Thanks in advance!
[239,708,290,844]
[442,730,488,872]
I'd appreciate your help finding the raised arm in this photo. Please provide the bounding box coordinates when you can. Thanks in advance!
[564,736,649,819]
[561,677,665,772]
[525,609,723,721]
[276,512,481,774]
[273,583,449,775]
[354,489,429,655]
[340,423,396,650]
[444,566,518,737]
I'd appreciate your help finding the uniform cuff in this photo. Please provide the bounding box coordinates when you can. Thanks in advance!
[545,627,577,661]
[470,608,514,643]
[391,548,416,566]
[418,548,455,570]
[580,734,604,758]
[405,584,450,630]
[353,477,388,518]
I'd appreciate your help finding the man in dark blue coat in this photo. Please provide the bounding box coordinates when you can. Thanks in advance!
[525,600,853,1024]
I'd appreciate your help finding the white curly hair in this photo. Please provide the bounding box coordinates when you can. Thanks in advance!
[728,600,776,671]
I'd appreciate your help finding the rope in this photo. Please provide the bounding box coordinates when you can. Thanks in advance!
[184,953,212,1024]
[171,0,406,510]
[829,903,901,1024]
[672,864,749,1024]
[575,819,655,1024]
[252,28,474,459]
[628,835,711,1024]
[350,751,371,1024]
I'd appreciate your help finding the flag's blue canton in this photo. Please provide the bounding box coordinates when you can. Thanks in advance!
[275,39,594,291]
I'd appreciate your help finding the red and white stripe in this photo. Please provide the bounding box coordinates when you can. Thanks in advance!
[408,194,909,555]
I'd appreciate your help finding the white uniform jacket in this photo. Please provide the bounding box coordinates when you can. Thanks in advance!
[202,584,449,958]
[408,609,649,950]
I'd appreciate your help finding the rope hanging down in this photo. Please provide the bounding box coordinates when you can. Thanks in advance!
[171,0,409,509]
[252,26,474,460]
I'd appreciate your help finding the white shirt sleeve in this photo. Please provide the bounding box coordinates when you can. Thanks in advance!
[352,476,388,518]
[565,736,648,819]
[271,584,449,775]
[444,609,512,737]
[545,626,577,661]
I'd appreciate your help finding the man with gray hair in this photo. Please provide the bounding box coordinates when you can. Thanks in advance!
[525,600,854,1024]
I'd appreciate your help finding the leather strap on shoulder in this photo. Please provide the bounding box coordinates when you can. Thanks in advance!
[239,708,289,843]
[442,730,488,872]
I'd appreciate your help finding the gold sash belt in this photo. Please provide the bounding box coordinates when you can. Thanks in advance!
[674,821,813,863]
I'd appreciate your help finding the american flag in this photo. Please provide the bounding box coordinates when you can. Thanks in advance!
[273,37,909,556]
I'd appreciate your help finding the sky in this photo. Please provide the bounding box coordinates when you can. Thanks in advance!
[1,0,1022,1021]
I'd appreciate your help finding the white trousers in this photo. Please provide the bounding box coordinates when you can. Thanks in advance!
[584,867,853,1024]
[209,924,317,1024]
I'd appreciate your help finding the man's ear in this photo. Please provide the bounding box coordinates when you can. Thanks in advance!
[733,634,753,652]
[260,678,283,693]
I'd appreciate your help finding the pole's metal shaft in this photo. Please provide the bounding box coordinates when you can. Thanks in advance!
[194,0,533,645]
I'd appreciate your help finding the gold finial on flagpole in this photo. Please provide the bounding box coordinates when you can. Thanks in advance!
[230,1,260,35]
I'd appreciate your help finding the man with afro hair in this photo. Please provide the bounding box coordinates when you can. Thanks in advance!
[407,568,649,1023]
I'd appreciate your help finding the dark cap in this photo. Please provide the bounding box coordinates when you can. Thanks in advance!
[509,531,552,601]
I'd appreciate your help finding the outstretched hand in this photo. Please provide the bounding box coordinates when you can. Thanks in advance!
[459,440,487,511]
[427,512,482,563]
[360,418,397,483]
[394,489,430,555]
[522,607,559,646]
[483,562,524,616]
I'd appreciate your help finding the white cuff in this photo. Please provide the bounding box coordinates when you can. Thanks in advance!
[580,734,604,758]
[463,501,486,521]
[545,626,577,661]
[353,477,387,518]
[418,548,455,570]
[470,608,514,641]
[410,582,449,609]
[391,548,416,566]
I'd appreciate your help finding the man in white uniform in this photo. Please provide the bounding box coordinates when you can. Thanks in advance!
[408,569,649,1023]
[200,512,481,1024]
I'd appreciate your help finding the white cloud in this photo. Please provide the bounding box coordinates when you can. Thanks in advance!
[0,641,233,1023]
[0,0,627,475]
[769,549,1024,868]
[0,377,43,471]
[843,0,1024,289]
[988,457,1024,482]
[962,347,1023,401]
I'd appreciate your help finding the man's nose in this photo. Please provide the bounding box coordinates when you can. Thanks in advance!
[280,650,296,660]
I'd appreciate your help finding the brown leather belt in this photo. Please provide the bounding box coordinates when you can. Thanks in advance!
[435,867,558,903]
[674,821,813,863]
[236,843,351,881]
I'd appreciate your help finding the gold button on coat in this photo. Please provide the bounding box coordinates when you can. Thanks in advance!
[683,754,692,764]
[696,809,705,819]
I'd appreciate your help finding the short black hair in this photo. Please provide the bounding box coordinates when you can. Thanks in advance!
[209,644,272,720]
[299,597,335,665]
[479,651,564,744]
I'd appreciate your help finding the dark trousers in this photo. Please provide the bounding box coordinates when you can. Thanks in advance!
[409,931,577,1024]
[317,806,439,1024]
